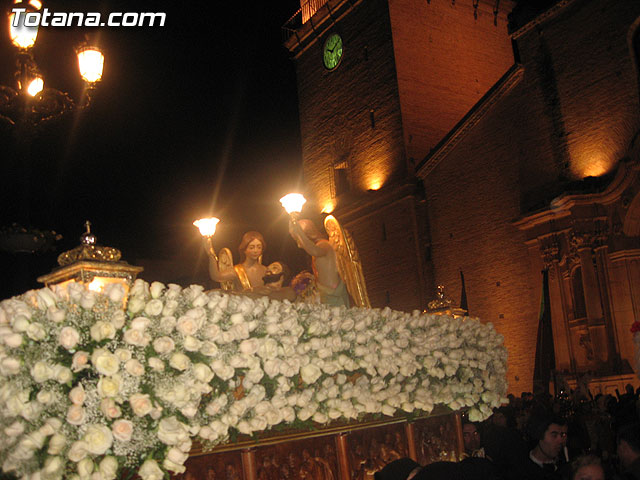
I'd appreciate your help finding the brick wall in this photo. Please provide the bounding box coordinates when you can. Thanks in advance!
[388,0,516,164]
[421,0,640,393]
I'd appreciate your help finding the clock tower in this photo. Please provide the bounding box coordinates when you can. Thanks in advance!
[284,0,515,310]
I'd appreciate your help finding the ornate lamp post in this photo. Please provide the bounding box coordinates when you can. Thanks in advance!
[0,0,104,126]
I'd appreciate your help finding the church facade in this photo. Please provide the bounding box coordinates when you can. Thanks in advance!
[284,0,640,393]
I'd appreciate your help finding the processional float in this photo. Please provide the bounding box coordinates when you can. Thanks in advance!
[0,197,507,480]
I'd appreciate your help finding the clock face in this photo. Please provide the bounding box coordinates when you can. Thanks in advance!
[323,33,343,70]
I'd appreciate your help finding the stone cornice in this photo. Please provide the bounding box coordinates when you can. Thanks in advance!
[416,64,524,179]
[514,160,640,231]
[510,0,579,40]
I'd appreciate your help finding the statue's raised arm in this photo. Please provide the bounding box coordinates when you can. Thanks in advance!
[323,215,371,308]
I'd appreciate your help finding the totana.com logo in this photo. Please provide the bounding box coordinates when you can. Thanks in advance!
[11,7,166,27]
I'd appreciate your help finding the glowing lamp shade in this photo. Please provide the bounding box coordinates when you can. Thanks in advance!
[280,193,307,214]
[77,47,104,83]
[9,12,38,49]
[26,75,43,96]
[193,217,220,237]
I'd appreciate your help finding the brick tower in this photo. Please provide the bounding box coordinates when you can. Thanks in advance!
[283,0,515,311]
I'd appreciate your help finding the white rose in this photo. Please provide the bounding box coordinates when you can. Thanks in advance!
[43,455,64,477]
[129,279,149,297]
[123,328,150,347]
[27,322,47,341]
[92,350,120,376]
[48,433,67,455]
[300,364,322,384]
[210,359,234,380]
[138,459,163,480]
[100,398,122,419]
[97,375,122,398]
[341,318,355,331]
[125,359,145,376]
[0,356,20,375]
[201,323,220,339]
[66,405,86,425]
[80,292,96,310]
[5,421,24,437]
[45,417,62,431]
[153,336,175,355]
[104,283,125,303]
[282,406,296,423]
[183,335,202,352]
[83,424,113,455]
[163,459,186,474]
[167,447,189,465]
[176,316,199,336]
[90,321,116,342]
[72,351,90,372]
[312,412,328,424]
[157,416,189,446]
[129,393,153,416]
[112,419,133,442]
[298,406,314,421]
[99,456,118,480]
[114,348,132,363]
[258,338,279,359]
[59,327,80,350]
[4,333,23,348]
[127,297,145,314]
[148,357,165,371]
[150,281,165,299]
[54,365,73,384]
[68,441,88,462]
[110,311,126,329]
[78,457,94,477]
[12,316,29,332]
[239,338,260,355]
[31,361,52,382]
[46,306,66,323]
[130,317,150,331]
[169,352,190,371]
[144,299,164,316]
[193,363,214,383]
[69,385,86,405]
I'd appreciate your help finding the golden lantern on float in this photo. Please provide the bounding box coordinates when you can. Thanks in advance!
[426,285,467,318]
[37,221,143,296]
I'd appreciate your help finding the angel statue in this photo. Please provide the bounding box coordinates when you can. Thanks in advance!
[288,215,370,308]
[204,231,267,293]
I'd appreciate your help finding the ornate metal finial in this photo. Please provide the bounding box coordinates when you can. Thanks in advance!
[80,220,97,246]
[57,222,122,266]
[427,285,454,311]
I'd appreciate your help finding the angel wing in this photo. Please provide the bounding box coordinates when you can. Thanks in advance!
[218,247,235,291]
[324,215,371,308]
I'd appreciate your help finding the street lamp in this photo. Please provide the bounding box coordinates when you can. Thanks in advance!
[0,0,105,126]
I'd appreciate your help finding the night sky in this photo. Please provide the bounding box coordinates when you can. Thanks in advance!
[0,0,308,297]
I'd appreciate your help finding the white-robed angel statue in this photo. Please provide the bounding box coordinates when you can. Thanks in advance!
[288,215,370,308]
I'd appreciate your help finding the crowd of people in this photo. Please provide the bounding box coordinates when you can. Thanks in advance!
[377,385,640,479]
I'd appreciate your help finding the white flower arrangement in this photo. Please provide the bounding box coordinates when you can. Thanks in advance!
[0,279,507,479]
